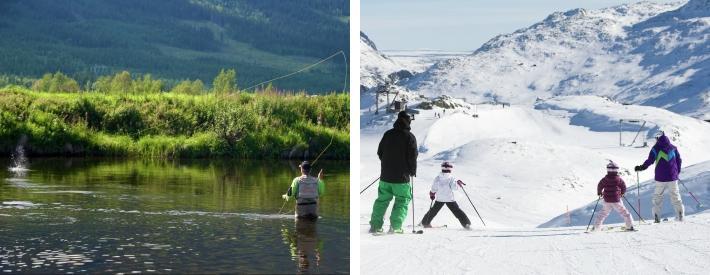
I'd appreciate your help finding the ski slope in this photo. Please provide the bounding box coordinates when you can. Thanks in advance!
[360,95,710,274]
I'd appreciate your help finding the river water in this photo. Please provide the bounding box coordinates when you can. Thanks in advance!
[0,158,349,274]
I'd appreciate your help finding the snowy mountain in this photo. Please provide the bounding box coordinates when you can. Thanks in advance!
[360,32,402,90]
[405,0,710,119]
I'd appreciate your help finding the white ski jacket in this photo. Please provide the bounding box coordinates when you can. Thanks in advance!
[430,172,460,202]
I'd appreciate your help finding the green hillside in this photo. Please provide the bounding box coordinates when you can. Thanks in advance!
[0,0,349,93]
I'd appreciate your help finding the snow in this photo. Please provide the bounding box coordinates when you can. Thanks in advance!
[361,214,710,274]
[360,32,403,90]
[360,95,710,273]
[381,50,470,73]
[390,0,710,119]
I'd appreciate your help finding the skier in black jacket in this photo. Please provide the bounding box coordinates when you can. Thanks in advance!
[369,111,418,234]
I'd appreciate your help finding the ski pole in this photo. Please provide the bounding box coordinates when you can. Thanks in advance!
[360,177,380,194]
[679,180,703,207]
[640,171,641,225]
[622,196,646,223]
[586,196,601,232]
[461,186,486,227]
[411,177,417,233]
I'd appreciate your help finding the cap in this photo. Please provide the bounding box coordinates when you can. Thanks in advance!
[606,161,619,173]
[299,161,312,171]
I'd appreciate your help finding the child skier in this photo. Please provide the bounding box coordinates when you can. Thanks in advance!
[420,162,472,229]
[592,161,635,231]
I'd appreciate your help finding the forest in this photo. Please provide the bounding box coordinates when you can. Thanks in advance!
[0,0,349,93]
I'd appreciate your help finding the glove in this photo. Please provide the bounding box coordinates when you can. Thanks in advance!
[456,180,466,187]
[634,165,644,172]
[282,194,289,201]
[597,193,601,197]
[429,192,435,200]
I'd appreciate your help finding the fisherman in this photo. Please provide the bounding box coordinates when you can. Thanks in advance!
[283,161,325,220]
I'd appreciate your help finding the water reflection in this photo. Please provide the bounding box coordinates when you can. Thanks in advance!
[282,219,322,274]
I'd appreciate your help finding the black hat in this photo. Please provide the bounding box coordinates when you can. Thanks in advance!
[299,161,312,171]
[397,111,409,120]
[441,161,453,172]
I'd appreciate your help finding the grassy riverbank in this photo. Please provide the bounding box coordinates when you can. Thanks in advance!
[0,86,349,159]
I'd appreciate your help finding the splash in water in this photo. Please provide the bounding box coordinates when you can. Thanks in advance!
[8,145,29,177]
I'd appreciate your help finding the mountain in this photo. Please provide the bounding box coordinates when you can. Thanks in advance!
[0,0,349,93]
[359,32,402,90]
[404,0,709,119]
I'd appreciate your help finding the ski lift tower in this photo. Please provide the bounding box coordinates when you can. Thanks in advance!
[374,81,394,115]
[619,119,647,147]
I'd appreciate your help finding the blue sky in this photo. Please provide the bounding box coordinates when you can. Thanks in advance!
[361,0,679,51]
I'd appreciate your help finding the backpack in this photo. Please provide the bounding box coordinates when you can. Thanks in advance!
[297,176,319,200]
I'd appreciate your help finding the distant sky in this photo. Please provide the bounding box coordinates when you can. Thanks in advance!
[362,0,680,51]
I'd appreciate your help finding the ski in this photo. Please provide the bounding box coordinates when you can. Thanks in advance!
[585,226,637,233]
[412,224,447,229]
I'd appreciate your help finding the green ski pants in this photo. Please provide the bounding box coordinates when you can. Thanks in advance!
[370,180,412,230]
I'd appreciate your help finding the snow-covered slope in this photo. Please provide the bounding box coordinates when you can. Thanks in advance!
[360,32,402,90]
[362,95,710,228]
[405,0,710,119]
[362,210,710,274]
[361,95,710,273]
[382,50,470,73]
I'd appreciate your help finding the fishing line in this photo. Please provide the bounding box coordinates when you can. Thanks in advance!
[245,50,348,93]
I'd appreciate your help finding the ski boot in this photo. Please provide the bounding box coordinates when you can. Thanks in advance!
[654,214,660,223]
[625,226,635,231]
[677,211,684,222]
[388,228,404,234]
[463,224,472,231]
[369,227,384,234]
[423,224,433,228]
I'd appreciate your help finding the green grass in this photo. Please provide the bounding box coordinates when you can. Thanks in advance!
[0,86,349,159]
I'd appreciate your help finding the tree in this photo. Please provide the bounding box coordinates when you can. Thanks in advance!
[31,72,79,93]
[111,71,132,93]
[171,79,205,95]
[213,68,237,94]
[191,79,205,94]
[92,75,113,93]
[133,74,162,93]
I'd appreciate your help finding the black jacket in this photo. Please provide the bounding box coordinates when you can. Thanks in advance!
[377,116,418,183]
